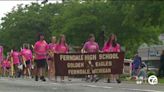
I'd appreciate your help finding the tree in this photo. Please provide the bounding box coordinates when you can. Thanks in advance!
[0,3,61,52]
[0,0,164,58]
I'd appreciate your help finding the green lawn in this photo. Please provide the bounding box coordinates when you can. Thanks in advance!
[159,78,164,84]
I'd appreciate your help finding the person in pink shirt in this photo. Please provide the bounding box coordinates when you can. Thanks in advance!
[10,48,20,77]
[81,34,100,82]
[21,44,33,77]
[34,34,48,81]
[47,36,57,80]
[102,34,120,52]
[81,34,99,53]
[0,46,3,75]
[102,33,121,83]
[0,46,3,63]
[2,57,11,77]
[55,34,69,81]
[55,35,69,54]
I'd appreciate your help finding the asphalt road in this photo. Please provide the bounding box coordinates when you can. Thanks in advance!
[0,77,164,92]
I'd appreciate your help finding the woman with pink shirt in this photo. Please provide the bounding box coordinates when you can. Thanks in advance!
[10,48,20,77]
[81,34,100,82]
[34,34,48,82]
[81,34,99,53]
[55,35,69,54]
[47,36,57,81]
[21,44,33,77]
[55,34,69,81]
[102,33,121,83]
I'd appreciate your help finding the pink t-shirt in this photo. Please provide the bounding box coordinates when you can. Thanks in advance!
[2,59,10,68]
[102,42,120,52]
[48,43,57,53]
[11,51,20,64]
[83,41,99,53]
[55,44,69,53]
[34,40,48,60]
[21,48,32,61]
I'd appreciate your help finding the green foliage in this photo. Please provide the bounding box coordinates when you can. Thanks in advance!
[147,71,156,77]
[0,0,164,58]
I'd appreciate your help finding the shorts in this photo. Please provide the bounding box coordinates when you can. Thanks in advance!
[2,67,10,70]
[6,67,10,70]
[35,59,47,68]
[48,57,53,61]
[23,60,31,68]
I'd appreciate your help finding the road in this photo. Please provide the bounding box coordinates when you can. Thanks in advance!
[0,77,164,92]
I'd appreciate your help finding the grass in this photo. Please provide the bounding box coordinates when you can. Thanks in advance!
[159,78,164,84]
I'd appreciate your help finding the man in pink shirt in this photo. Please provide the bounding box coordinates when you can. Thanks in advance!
[21,44,33,77]
[34,34,48,81]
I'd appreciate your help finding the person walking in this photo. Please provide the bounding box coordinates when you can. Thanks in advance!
[102,33,121,83]
[10,48,21,78]
[34,33,48,81]
[47,36,57,81]
[81,34,99,82]
[132,54,142,77]
[55,34,69,82]
[21,44,33,78]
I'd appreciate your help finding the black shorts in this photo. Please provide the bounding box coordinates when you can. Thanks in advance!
[23,60,31,68]
[26,60,31,65]
[48,57,53,61]
[35,59,47,68]
[6,67,10,70]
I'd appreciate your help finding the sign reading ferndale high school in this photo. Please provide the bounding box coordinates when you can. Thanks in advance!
[54,52,124,76]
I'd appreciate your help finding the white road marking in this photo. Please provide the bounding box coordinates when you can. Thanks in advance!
[84,85,112,89]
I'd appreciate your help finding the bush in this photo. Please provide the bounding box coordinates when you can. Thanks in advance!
[147,71,156,77]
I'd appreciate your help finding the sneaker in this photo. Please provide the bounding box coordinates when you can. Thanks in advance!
[91,78,94,82]
[35,76,38,81]
[116,79,121,83]
[40,76,46,82]
[107,79,110,83]
[95,78,100,83]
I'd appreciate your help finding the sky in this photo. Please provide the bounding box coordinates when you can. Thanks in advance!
[0,0,62,23]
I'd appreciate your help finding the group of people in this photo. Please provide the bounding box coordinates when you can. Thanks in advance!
[0,33,122,83]
[132,50,164,81]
